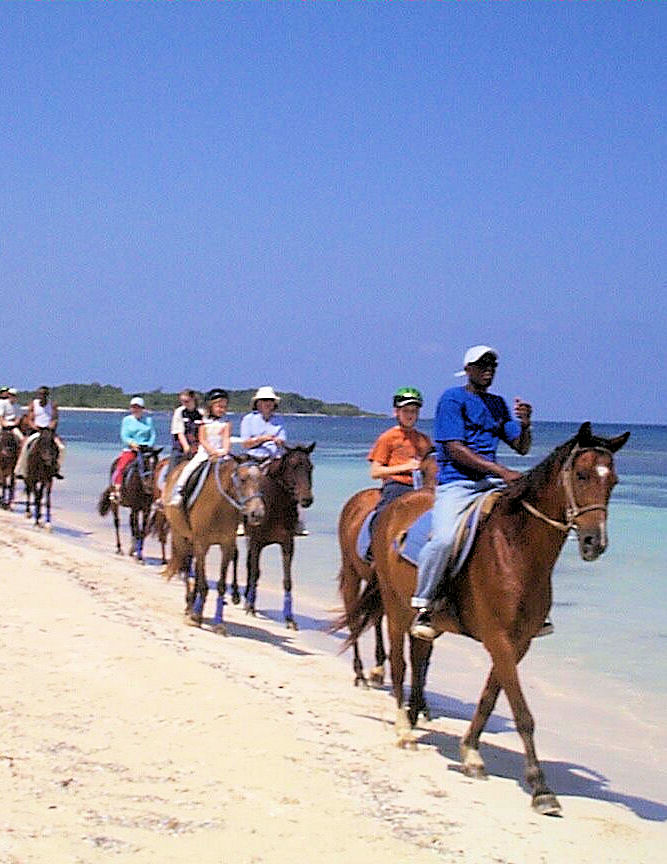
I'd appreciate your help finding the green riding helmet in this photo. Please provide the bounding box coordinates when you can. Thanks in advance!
[393,387,423,408]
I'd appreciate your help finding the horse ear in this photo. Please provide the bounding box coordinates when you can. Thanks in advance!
[154,447,163,456]
[606,430,630,453]
[306,441,316,453]
[576,422,593,445]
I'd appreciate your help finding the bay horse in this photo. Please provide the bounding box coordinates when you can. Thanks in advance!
[163,455,264,633]
[25,428,60,528]
[98,446,163,562]
[244,443,315,630]
[0,429,19,509]
[342,422,629,815]
[337,451,437,688]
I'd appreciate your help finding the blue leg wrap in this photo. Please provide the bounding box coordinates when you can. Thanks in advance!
[213,595,225,624]
[193,594,204,616]
[246,582,256,607]
[283,591,293,620]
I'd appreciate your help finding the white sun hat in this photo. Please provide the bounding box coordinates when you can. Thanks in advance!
[252,386,281,407]
[130,396,145,408]
[455,345,498,377]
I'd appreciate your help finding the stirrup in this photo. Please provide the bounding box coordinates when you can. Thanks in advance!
[410,610,436,641]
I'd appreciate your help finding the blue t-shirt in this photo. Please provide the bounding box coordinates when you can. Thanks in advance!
[239,411,286,459]
[120,414,157,450]
[434,386,521,485]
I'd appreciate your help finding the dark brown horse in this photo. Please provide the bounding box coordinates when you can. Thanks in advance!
[25,428,60,527]
[244,443,315,630]
[163,455,264,633]
[342,423,629,815]
[98,446,163,562]
[337,451,437,688]
[0,429,19,509]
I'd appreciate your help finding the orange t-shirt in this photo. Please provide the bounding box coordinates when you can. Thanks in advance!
[368,426,433,485]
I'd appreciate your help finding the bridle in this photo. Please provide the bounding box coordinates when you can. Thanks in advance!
[213,458,264,513]
[522,445,612,534]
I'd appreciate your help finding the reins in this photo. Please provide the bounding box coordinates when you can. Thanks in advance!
[521,445,611,534]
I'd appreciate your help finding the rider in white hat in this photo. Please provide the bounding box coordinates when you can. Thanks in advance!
[240,387,286,460]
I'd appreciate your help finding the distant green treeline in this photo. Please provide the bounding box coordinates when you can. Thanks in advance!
[15,383,374,416]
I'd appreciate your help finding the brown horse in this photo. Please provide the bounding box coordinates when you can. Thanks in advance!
[337,451,437,688]
[25,428,60,528]
[244,443,315,630]
[0,429,19,509]
[98,446,163,561]
[163,455,264,633]
[342,423,629,815]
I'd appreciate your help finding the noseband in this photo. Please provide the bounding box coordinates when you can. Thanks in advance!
[213,458,263,512]
[522,445,611,534]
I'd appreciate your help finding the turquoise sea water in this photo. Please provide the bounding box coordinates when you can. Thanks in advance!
[53,411,667,703]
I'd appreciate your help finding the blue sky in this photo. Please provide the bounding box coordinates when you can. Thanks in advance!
[1,3,664,423]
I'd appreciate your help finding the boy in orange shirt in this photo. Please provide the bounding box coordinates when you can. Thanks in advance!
[367,387,433,539]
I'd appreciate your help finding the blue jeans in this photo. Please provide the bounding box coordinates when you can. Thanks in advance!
[411,478,506,608]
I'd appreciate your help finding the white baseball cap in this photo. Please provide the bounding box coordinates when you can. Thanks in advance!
[455,345,498,377]
[130,396,145,408]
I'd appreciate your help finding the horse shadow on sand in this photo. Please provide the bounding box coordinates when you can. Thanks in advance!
[405,688,667,823]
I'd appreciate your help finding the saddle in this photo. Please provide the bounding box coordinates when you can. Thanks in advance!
[395,489,501,577]
[182,461,212,511]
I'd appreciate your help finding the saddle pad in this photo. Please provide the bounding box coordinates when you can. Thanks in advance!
[184,461,211,511]
[397,490,501,574]
[356,510,376,561]
[156,461,170,492]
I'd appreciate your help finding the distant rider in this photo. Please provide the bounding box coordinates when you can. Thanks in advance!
[168,388,231,508]
[109,396,157,504]
[169,388,203,471]
[366,387,433,545]
[15,386,65,480]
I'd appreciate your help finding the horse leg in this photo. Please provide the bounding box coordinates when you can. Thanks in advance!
[408,635,433,726]
[135,507,146,563]
[281,538,297,630]
[112,504,122,554]
[212,546,234,636]
[340,565,368,687]
[44,480,52,530]
[370,615,387,688]
[230,546,240,605]
[34,481,42,526]
[245,543,259,616]
[484,639,561,815]
[387,620,415,750]
[129,510,137,557]
[189,544,208,627]
[459,668,501,779]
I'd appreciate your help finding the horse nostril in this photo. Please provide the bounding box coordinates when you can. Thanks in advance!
[301,497,313,508]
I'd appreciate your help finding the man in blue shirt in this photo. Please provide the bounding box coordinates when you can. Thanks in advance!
[411,345,533,640]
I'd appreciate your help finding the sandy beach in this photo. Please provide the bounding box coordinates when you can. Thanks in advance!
[1,506,665,864]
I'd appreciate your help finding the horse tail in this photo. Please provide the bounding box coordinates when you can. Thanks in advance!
[332,571,383,650]
[98,487,112,517]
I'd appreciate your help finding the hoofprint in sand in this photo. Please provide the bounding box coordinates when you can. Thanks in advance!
[0,511,664,863]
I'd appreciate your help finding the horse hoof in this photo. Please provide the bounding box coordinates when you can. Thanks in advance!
[460,745,487,779]
[369,667,384,688]
[213,622,228,636]
[354,676,370,690]
[231,591,240,606]
[285,618,298,631]
[45,523,53,533]
[245,605,256,617]
[396,733,417,751]
[186,615,201,628]
[533,794,562,817]
[116,550,123,556]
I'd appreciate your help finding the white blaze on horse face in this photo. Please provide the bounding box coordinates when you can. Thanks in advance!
[596,465,610,479]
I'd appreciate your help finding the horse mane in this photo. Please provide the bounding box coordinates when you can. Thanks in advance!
[502,434,578,506]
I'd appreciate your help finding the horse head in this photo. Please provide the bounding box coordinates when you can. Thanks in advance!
[137,447,163,496]
[272,442,315,509]
[231,454,265,526]
[566,423,630,561]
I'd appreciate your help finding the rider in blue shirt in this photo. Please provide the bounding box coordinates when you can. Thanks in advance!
[410,346,535,641]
